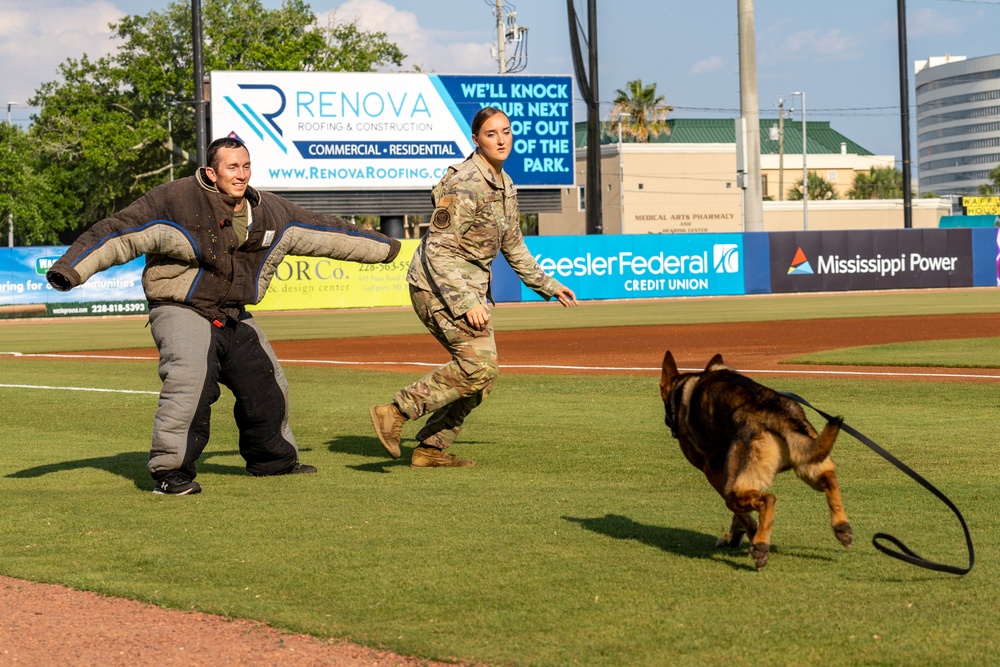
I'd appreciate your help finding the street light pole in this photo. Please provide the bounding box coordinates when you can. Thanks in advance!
[777,97,785,201]
[792,91,808,230]
[6,101,17,248]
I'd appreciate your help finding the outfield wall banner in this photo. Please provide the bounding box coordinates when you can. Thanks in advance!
[210,71,574,190]
[0,247,146,318]
[249,240,419,312]
[769,229,974,293]
[501,234,746,301]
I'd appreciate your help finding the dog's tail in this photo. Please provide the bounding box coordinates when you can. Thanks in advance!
[809,416,843,464]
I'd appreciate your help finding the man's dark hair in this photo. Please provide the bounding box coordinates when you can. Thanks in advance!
[206,137,249,170]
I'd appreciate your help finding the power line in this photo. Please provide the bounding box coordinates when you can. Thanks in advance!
[931,0,1000,5]
[572,98,913,119]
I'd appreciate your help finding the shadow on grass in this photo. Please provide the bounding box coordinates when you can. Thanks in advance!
[563,513,757,571]
[325,435,411,473]
[6,450,248,491]
[563,514,839,570]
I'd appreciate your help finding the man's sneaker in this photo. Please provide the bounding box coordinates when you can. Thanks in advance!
[410,445,475,468]
[152,473,202,495]
[369,403,407,459]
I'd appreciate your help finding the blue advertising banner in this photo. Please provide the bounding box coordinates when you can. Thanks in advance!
[0,247,146,318]
[508,234,745,301]
[210,71,574,190]
[971,227,1000,286]
[432,76,573,187]
[6,228,994,318]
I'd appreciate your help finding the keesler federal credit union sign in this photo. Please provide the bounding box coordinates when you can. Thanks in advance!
[210,71,575,190]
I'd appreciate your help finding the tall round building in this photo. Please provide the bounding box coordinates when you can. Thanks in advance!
[915,53,1000,196]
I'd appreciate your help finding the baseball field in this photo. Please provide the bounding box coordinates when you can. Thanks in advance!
[1,288,998,665]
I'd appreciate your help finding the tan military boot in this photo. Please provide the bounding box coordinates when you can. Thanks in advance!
[410,445,475,468]
[369,403,407,459]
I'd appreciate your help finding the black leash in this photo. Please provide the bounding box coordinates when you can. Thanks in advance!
[780,392,975,576]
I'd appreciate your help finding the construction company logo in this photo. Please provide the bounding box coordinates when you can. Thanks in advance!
[713,243,739,273]
[787,247,815,275]
[222,84,288,154]
[35,256,60,276]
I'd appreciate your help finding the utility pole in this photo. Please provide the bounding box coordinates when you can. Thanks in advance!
[496,0,506,74]
[737,0,763,232]
[566,0,603,234]
[493,0,528,74]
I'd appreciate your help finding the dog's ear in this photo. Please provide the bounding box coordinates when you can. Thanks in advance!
[705,353,726,372]
[661,350,678,398]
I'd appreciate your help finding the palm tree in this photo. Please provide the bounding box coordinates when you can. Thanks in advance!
[608,79,672,142]
[787,172,838,201]
[978,164,1000,195]
[847,166,904,199]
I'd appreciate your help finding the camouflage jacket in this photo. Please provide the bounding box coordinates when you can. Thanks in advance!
[407,152,562,317]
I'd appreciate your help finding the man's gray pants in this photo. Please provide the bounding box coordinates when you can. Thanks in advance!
[147,305,299,480]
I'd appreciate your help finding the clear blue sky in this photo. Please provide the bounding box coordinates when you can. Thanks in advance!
[2,0,999,165]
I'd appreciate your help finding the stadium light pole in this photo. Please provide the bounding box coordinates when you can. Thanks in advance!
[791,91,808,231]
[618,113,628,230]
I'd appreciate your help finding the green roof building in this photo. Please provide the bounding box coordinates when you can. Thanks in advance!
[576,118,874,157]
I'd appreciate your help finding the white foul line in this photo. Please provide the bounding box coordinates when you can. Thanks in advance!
[0,383,159,395]
[3,353,999,390]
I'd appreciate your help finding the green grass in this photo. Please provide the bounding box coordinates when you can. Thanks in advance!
[1,290,998,665]
[791,338,1000,368]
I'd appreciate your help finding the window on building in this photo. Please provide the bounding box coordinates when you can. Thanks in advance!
[578,186,586,211]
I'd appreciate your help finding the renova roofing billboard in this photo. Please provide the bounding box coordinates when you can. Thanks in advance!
[210,71,575,190]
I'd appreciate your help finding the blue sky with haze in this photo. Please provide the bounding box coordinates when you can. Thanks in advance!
[2,0,998,164]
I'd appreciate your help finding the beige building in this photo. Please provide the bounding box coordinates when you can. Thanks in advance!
[539,119,952,235]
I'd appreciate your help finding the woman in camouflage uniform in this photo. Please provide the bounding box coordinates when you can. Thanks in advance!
[370,107,578,467]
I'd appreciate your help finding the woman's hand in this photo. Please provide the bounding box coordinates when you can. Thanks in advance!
[464,303,491,331]
[553,286,578,308]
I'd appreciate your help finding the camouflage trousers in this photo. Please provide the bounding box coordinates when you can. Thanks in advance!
[393,285,499,449]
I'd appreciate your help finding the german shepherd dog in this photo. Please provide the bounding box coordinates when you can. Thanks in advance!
[660,351,852,570]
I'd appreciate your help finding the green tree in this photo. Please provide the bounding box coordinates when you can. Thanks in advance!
[787,172,838,201]
[847,165,904,199]
[0,124,61,244]
[607,79,672,142]
[977,164,1000,195]
[25,0,405,243]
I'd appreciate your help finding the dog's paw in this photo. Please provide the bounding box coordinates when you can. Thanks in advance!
[834,522,853,548]
[716,531,745,549]
[749,542,770,570]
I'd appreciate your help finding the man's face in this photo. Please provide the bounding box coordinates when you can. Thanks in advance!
[206,146,251,199]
